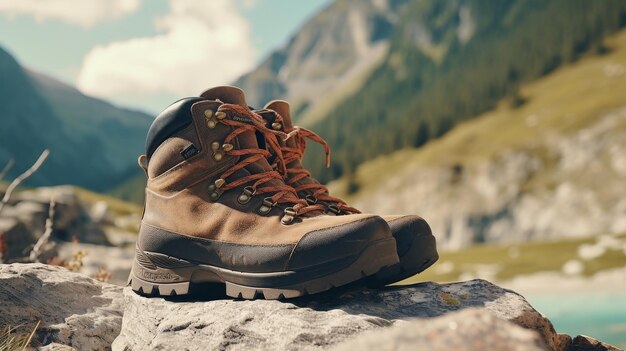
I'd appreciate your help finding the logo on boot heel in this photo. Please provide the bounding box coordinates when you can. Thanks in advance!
[139,269,180,282]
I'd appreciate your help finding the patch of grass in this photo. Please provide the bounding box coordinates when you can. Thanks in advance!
[439,292,460,306]
[0,321,39,351]
[72,186,142,217]
[400,233,626,285]
[333,28,626,202]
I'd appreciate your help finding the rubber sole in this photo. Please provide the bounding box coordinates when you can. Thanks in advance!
[129,237,398,300]
[366,232,439,287]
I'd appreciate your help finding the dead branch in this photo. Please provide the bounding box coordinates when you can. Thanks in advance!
[0,150,49,216]
[0,159,14,182]
[29,194,55,263]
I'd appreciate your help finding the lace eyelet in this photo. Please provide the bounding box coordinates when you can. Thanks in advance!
[211,142,224,161]
[212,142,235,161]
[207,180,225,201]
[205,109,219,129]
[327,204,341,215]
[237,186,255,205]
[305,195,317,205]
[281,207,297,225]
[258,197,276,215]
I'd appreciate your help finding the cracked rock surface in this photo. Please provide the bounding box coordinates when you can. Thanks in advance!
[2,264,618,351]
[113,278,570,351]
[0,264,123,351]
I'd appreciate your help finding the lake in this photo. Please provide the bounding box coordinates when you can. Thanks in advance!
[526,291,626,348]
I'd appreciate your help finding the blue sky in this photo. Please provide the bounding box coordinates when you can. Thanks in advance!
[0,0,331,113]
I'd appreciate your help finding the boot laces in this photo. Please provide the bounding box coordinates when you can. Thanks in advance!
[272,114,360,214]
[214,104,325,218]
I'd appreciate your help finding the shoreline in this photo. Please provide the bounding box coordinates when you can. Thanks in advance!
[497,265,626,296]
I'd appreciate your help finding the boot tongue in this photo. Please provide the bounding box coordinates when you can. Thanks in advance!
[265,100,294,130]
[200,86,259,150]
[201,86,248,108]
[264,100,297,149]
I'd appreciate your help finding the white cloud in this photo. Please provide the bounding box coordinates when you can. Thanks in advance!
[238,0,258,10]
[0,0,141,28]
[76,0,256,111]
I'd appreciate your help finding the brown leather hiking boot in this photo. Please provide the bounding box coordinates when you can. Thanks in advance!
[257,100,438,286]
[129,86,399,299]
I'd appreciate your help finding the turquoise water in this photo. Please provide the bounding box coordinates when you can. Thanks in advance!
[526,292,626,348]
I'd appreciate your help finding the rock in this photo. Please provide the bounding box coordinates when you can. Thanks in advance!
[113,279,569,351]
[0,217,37,262]
[13,200,48,237]
[16,186,109,245]
[90,201,110,225]
[0,263,124,351]
[39,343,77,351]
[2,264,614,351]
[350,108,626,250]
[56,242,134,286]
[330,308,546,351]
[569,335,623,351]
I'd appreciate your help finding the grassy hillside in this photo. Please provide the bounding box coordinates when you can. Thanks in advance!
[304,0,626,183]
[403,232,626,284]
[331,28,626,203]
[72,186,142,218]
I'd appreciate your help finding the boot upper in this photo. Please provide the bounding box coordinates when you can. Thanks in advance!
[139,87,392,272]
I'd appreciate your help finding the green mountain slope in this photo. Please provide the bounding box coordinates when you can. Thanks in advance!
[329,28,626,248]
[29,71,151,176]
[0,46,151,191]
[307,0,626,182]
[236,0,626,183]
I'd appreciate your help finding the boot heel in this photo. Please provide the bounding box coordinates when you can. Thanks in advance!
[128,248,196,296]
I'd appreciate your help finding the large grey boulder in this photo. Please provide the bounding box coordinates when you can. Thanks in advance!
[0,263,123,351]
[112,279,571,351]
[1,264,617,351]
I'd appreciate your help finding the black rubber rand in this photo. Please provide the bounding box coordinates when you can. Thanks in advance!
[128,224,399,300]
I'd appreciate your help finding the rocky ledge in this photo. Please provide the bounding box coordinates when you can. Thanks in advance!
[0,264,621,351]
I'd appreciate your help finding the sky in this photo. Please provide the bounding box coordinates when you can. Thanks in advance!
[0,0,331,113]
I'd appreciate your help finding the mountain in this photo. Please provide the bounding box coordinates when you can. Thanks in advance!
[0,46,151,191]
[236,0,626,183]
[328,28,626,249]
[235,0,401,123]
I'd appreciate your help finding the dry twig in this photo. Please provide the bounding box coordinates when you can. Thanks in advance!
[29,195,56,263]
[0,150,49,216]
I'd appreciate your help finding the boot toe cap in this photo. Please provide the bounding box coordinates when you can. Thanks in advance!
[382,215,433,257]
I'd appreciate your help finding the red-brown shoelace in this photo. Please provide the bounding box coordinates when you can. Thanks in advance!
[272,114,360,214]
[214,104,325,217]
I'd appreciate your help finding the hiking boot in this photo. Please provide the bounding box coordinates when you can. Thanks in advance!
[129,86,399,299]
[257,100,438,286]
